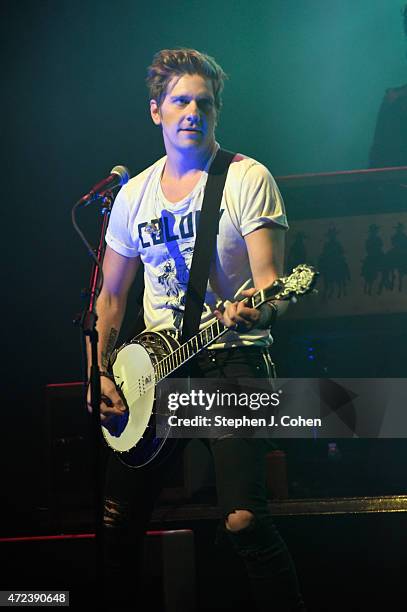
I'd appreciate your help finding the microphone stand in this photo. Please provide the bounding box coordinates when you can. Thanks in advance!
[82,192,113,426]
[76,191,114,599]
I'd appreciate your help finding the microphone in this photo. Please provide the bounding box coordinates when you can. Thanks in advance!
[79,165,130,205]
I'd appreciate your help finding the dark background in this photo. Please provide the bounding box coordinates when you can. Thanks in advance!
[2,0,406,393]
[1,0,406,528]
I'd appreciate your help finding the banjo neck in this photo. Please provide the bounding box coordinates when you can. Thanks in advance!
[105,264,316,465]
[151,264,317,383]
[153,286,273,383]
[153,316,226,383]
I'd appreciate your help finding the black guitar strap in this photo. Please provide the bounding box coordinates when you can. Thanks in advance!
[180,148,236,344]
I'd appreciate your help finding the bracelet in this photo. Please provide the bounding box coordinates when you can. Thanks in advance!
[258,302,278,329]
[86,371,115,388]
[86,371,115,385]
[99,370,116,383]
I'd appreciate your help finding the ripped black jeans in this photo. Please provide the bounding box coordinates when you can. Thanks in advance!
[102,347,306,611]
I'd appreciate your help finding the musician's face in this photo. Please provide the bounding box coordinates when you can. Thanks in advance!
[150,73,217,156]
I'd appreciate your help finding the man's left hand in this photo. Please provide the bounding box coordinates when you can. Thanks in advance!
[213,288,260,331]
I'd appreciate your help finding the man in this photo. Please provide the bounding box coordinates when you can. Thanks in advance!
[89,48,305,611]
[369,5,407,168]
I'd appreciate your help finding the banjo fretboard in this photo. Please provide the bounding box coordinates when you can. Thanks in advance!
[153,288,271,382]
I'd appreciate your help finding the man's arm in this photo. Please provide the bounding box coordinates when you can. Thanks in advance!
[87,244,140,422]
[245,224,285,288]
[216,224,288,329]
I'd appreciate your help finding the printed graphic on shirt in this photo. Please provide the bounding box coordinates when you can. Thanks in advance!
[138,209,224,249]
[157,246,194,329]
[139,209,224,329]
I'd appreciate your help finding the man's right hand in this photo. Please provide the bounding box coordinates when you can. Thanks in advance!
[86,375,128,426]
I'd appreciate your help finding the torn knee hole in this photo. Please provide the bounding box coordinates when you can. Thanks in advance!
[225,509,254,532]
[103,498,130,528]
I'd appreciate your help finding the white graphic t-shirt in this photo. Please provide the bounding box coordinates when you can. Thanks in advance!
[106,147,288,349]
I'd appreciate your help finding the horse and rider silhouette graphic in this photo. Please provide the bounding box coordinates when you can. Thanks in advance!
[287,222,407,300]
[361,223,407,295]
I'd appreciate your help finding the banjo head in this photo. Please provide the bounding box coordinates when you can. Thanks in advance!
[102,342,155,453]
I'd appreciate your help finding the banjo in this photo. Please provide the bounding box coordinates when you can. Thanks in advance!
[103,264,317,467]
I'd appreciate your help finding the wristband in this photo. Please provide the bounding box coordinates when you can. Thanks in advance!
[99,370,116,383]
[86,370,115,389]
[258,302,278,329]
